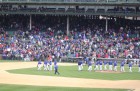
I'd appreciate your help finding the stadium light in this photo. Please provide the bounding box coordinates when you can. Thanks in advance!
[99,15,103,20]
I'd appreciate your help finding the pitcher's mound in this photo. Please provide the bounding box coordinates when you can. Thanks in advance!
[95,70,122,73]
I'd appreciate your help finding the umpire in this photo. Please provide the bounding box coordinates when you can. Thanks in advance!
[54,57,60,75]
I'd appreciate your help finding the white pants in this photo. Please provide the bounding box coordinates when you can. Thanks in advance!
[100,65,102,71]
[121,66,125,72]
[114,66,117,71]
[49,65,52,71]
[139,67,140,72]
[94,65,99,70]
[44,64,47,70]
[44,64,49,71]
[37,64,42,70]
[59,58,61,62]
[104,65,107,70]
[129,67,132,72]
[78,65,82,71]
[109,65,112,70]
[88,66,92,71]
[81,64,83,70]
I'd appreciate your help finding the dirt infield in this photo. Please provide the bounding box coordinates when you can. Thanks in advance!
[0,62,140,91]
[95,70,122,73]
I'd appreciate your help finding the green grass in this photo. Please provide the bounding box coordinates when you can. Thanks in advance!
[0,84,128,91]
[7,65,140,80]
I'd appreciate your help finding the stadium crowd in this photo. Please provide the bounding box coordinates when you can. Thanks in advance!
[0,15,140,62]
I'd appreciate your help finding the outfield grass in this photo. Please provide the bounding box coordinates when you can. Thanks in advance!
[7,65,140,80]
[0,84,128,91]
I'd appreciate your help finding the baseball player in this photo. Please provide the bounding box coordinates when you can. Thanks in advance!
[43,59,48,71]
[109,61,113,71]
[88,60,92,72]
[99,60,103,71]
[94,60,99,71]
[81,60,83,70]
[104,60,107,70]
[120,60,125,72]
[54,59,57,66]
[113,60,117,71]
[37,59,42,70]
[138,61,140,72]
[48,54,52,71]
[78,60,82,71]
[54,62,60,75]
[129,61,133,72]
[49,60,52,71]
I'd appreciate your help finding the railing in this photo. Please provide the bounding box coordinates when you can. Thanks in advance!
[0,9,139,16]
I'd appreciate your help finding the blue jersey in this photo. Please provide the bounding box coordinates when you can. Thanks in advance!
[99,61,102,65]
[78,61,82,65]
[114,61,117,66]
[44,60,48,65]
[104,61,107,65]
[49,61,52,65]
[109,61,113,65]
[88,61,92,66]
[54,60,57,65]
[38,60,42,64]
[139,63,140,67]
[54,65,58,70]
[121,61,125,67]
[129,62,132,67]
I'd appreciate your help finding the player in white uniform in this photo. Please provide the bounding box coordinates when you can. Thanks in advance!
[88,60,92,72]
[94,61,99,71]
[104,60,107,70]
[37,59,42,70]
[120,60,125,72]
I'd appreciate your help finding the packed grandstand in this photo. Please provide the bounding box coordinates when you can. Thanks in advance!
[0,0,140,62]
[0,15,139,61]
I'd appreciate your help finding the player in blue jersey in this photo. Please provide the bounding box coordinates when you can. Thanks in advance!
[54,59,57,66]
[104,60,107,70]
[99,60,103,71]
[109,61,113,71]
[54,62,60,75]
[88,60,92,72]
[78,60,81,71]
[78,60,82,71]
[120,60,125,72]
[113,60,117,71]
[80,60,83,70]
[37,59,42,70]
[128,61,133,72]
[94,60,99,71]
[44,59,48,71]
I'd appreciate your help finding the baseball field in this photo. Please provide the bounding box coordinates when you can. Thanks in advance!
[0,61,140,91]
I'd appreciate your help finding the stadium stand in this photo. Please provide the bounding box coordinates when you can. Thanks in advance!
[0,0,139,63]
